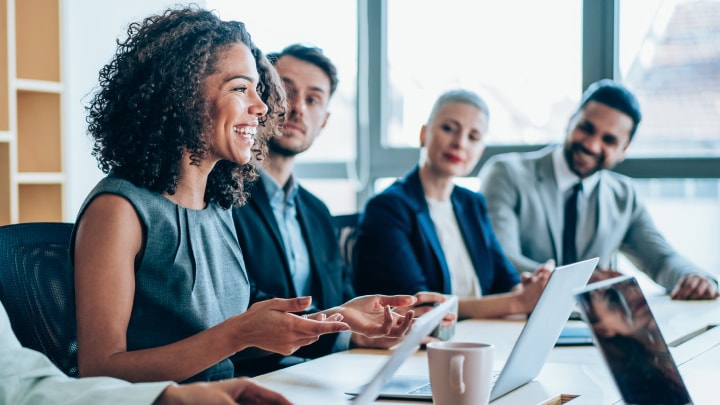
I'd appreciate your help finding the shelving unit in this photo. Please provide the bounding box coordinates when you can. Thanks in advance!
[0,0,64,225]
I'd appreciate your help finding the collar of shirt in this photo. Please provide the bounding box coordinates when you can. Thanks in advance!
[552,146,600,196]
[260,169,299,207]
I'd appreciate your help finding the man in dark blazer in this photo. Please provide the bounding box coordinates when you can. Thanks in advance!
[232,44,407,375]
[479,79,717,300]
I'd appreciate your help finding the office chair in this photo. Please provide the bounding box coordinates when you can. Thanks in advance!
[331,213,360,270]
[0,222,78,377]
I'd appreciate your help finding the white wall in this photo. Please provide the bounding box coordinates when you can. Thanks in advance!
[62,1,205,220]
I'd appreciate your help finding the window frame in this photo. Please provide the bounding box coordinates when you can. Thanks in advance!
[292,0,720,211]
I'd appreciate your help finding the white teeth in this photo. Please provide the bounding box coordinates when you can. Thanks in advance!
[233,126,257,136]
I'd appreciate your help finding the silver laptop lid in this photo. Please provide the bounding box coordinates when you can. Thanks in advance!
[352,295,459,405]
[489,257,598,400]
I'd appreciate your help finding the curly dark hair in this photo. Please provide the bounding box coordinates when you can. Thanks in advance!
[86,5,286,208]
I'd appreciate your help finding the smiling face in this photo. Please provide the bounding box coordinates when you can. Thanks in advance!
[204,43,268,165]
[563,101,634,178]
[420,102,488,179]
[268,55,331,157]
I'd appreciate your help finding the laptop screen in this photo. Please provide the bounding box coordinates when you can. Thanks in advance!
[575,276,692,405]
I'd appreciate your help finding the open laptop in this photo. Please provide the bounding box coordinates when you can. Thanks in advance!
[349,257,599,403]
[350,294,459,405]
[575,276,693,405]
[556,321,594,346]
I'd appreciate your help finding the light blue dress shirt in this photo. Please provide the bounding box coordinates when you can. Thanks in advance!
[261,170,313,298]
[0,301,170,405]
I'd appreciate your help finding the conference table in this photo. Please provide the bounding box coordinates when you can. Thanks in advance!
[254,289,720,404]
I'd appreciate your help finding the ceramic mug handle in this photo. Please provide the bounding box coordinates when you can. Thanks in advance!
[450,354,465,394]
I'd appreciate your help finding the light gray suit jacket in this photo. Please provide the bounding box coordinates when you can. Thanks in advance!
[478,145,710,291]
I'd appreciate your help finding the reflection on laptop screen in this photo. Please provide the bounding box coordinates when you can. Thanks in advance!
[576,276,692,405]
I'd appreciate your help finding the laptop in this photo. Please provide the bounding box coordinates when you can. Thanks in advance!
[349,257,599,403]
[575,276,693,405]
[350,295,459,405]
[556,321,594,346]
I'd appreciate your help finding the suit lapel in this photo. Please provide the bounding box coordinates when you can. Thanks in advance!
[294,190,328,306]
[417,213,451,293]
[406,168,452,293]
[536,151,563,262]
[582,171,613,259]
[452,193,491,293]
[251,178,285,246]
[251,178,290,268]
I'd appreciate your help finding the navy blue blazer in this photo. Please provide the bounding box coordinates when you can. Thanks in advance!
[355,166,520,296]
[233,177,353,308]
[231,177,354,375]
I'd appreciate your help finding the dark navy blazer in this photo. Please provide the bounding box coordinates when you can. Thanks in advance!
[232,177,354,375]
[355,166,520,296]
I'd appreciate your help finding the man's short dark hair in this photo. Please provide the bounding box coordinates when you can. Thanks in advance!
[267,44,338,96]
[578,79,642,140]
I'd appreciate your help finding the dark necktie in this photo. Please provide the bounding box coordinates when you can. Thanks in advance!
[562,182,582,265]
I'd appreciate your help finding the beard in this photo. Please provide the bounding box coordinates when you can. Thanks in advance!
[267,134,314,158]
[564,142,604,178]
[268,137,300,157]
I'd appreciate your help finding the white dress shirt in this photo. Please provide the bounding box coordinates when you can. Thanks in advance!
[552,147,601,259]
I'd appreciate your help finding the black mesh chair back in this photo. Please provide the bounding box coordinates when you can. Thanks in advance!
[331,213,360,270]
[0,222,78,377]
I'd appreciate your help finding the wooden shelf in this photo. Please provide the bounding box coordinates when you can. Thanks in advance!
[15,0,60,82]
[16,172,65,184]
[15,78,63,93]
[17,90,61,173]
[0,142,9,225]
[18,183,62,222]
[0,0,8,132]
[1,0,63,224]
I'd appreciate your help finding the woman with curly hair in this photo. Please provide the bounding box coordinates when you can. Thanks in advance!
[71,6,415,384]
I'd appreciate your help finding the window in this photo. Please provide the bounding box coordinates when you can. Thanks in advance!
[206,0,720,223]
[207,0,358,163]
[622,179,720,279]
[618,0,720,157]
[385,0,583,148]
[208,0,359,213]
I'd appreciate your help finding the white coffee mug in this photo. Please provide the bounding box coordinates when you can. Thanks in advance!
[426,341,494,405]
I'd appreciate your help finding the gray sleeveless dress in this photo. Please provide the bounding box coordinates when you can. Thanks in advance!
[72,175,250,382]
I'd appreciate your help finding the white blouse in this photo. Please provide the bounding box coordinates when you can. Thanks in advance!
[426,197,482,297]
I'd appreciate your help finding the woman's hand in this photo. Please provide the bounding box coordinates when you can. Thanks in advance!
[234,297,349,356]
[318,295,416,338]
[347,292,458,349]
[397,292,456,327]
[517,267,552,313]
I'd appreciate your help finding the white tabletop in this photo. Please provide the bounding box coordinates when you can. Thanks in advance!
[254,292,720,404]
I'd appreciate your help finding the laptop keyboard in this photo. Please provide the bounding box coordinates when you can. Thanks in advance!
[408,384,433,395]
[408,371,500,395]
